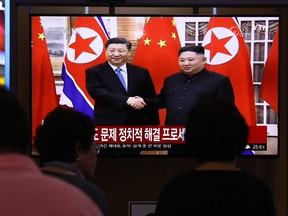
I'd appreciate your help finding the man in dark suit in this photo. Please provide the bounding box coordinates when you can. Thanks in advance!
[158,45,235,126]
[85,37,159,126]
[156,45,235,156]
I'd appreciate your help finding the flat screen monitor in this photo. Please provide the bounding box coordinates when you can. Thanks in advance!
[30,15,279,157]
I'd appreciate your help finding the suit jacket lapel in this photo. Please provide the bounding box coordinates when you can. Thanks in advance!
[104,62,127,94]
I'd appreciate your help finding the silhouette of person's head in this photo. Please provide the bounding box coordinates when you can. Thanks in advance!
[35,105,98,179]
[0,86,29,154]
[184,99,248,163]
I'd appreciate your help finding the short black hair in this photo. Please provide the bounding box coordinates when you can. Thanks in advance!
[35,105,95,164]
[184,99,248,162]
[178,45,205,56]
[105,37,132,51]
[0,86,29,154]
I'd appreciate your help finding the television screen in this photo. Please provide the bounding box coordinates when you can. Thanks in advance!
[30,15,279,157]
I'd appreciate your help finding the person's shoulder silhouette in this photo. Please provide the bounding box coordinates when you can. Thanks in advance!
[155,99,276,216]
[0,86,102,216]
[35,105,108,216]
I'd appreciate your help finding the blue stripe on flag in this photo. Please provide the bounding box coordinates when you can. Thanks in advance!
[62,63,94,119]
[97,16,110,39]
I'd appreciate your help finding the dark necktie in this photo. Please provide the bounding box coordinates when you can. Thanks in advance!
[115,68,127,91]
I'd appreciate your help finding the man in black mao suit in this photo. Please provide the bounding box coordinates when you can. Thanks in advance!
[86,37,159,126]
[158,45,235,126]
[157,45,235,156]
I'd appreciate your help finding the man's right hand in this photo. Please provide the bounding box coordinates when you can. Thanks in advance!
[127,96,146,109]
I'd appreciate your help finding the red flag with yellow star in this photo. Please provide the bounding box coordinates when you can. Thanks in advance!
[260,28,279,115]
[202,17,256,126]
[133,17,181,125]
[32,16,58,139]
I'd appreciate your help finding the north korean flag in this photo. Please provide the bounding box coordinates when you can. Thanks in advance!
[61,16,109,118]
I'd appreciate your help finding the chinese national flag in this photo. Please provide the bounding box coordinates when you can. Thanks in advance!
[260,28,279,115]
[32,16,58,139]
[133,17,181,125]
[202,17,256,126]
[61,17,108,118]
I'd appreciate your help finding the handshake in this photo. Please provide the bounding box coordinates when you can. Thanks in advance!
[126,96,146,110]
